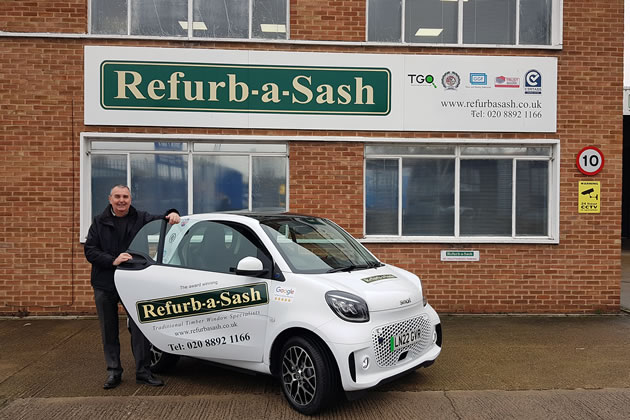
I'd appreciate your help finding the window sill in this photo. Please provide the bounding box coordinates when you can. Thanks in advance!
[0,31,563,50]
[359,236,559,245]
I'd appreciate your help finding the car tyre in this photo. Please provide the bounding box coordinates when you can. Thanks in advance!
[149,343,180,373]
[279,335,339,415]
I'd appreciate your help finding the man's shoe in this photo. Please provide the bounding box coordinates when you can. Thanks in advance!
[103,374,121,389]
[136,373,164,387]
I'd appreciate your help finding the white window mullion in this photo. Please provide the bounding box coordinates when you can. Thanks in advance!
[248,155,254,210]
[188,0,193,38]
[515,0,520,45]
[285,0,290,40]
[547,158,559,238]
[127,0,132,35]
[401,0,406,43]
[398,157,403,236]
[457,0,464,45]
[454,148,460,237]
[512,158,518,238]
[249,0,253,39]
[285,148,290,211]
[126,153,131,190]
[188,142,193,214]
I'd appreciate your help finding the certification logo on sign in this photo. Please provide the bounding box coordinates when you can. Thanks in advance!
[579,181,600,214]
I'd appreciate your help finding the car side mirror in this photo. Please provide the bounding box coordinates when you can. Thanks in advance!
[235,256,268,277]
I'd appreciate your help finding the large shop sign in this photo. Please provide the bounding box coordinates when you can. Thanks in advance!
[85,46,557,132]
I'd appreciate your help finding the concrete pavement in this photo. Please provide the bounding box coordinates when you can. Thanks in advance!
[1,315,630,419]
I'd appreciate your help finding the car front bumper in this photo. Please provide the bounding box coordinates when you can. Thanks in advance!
[321,303,442,391]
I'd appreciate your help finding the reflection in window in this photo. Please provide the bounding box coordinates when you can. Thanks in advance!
[366,0,556,46]
[252,156,286,211]
[193,155,249,212]
[90,0,288,39]
[366,159,398,235]
[130,0,188,37]
[364,143,556,240]
[519,0,552,45]
[88,141,288,221]
[91,0,127,35]
[460,159,513,236]
[405,0,458,44]
[193,0,248,38]
[130,154,189,215]
[252,0,288,39]
[367,0,402,42]
[402,159,454,235]
[463,0,516,45]
[91,155,127,217]
[516,161,548,235]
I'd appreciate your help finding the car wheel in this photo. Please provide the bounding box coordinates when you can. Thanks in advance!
[149,343,180,373]
[279,336,339,415]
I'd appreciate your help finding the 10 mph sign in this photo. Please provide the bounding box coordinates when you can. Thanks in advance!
[576,146,604,175]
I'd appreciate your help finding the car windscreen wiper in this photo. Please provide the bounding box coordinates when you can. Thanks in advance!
[327,264,371,273]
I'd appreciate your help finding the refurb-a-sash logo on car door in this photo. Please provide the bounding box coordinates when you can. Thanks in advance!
[136,283,269,323]
[100,61,391,115]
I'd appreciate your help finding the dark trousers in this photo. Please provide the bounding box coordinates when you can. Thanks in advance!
[93,288,151,377]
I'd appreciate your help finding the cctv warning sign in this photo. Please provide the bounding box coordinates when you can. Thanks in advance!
[578,181,600,214]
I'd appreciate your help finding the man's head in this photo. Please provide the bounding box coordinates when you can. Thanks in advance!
[109,185,132,217]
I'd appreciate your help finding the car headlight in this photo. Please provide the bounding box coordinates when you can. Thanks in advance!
[325,291,369,323]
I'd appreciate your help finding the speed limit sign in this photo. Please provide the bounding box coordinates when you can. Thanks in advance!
[576,146,604,175]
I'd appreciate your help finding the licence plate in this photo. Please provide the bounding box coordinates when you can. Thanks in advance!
[389,328,422,352]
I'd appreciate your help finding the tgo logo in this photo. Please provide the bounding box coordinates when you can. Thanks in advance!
[524,70,542,94]
[407,73,437,88]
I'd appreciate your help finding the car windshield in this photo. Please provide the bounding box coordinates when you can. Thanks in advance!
[259,216,381,274]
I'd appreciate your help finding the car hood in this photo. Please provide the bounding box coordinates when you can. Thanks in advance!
[311,264,423,312]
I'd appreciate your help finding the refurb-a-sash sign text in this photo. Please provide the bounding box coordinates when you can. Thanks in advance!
[84,46,557,132]
[100,61,390,115]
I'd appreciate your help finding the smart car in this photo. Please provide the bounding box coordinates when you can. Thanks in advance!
[115,213,442,415]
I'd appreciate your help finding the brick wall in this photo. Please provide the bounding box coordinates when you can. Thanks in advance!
[290,0,365,41]
[0,0,623,315]
[0,1,86,34]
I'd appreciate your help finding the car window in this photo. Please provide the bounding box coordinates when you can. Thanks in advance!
[169,221,272,277]
[260,216,380,274]
[128,219,171,261]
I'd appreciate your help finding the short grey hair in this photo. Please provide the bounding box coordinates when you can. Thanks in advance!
[109,184,131,197]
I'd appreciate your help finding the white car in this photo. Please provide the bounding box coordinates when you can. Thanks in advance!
[116,213,442,414]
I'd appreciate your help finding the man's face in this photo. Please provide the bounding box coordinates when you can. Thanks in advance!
[109,187,131,217]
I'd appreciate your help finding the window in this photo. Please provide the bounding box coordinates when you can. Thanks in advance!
[364,142,558,242]
[90,0,288,40]
[83,137,288,240]
[167,220,272,275]
[367,0,559,47]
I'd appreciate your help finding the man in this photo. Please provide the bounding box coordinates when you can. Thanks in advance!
[84,184,180,389]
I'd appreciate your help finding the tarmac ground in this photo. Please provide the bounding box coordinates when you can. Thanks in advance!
[1,250,629,419]
[1,315,630,419]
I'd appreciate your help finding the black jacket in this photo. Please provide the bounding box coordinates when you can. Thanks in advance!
[84,205,178,291]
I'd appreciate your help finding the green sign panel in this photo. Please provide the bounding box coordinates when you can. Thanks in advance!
[136,283,268,323]
[445,251,475,257]
[101,61,391,115]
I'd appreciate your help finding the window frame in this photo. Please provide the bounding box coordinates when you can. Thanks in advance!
[80,133,289,242]
[87,0,290,41]
[365,0,563,49]
[362,139,560,244]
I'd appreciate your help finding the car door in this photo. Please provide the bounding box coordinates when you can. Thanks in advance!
[115,219,273,363]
